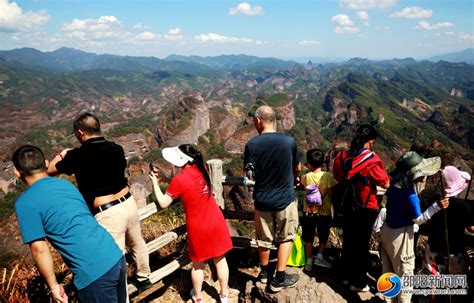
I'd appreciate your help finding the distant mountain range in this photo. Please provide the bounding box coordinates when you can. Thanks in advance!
[0,47,298,74]
[165,54,296,70]
[1,47,472,75]
[428,48,474,64]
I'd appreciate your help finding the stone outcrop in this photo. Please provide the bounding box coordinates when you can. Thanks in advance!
[155,93,211,146]
[450,88,463,97]
[168,104,210,145]
[217,114,242,141]
[323,94,347,118]
[224,124,258,154]
[275,102,295,130]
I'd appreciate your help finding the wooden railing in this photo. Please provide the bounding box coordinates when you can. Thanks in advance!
[128,159,257,299]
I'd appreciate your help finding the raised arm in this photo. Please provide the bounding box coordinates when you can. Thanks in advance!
[47,149,70,176]
[30,240,68,302]
[149,172,173,209]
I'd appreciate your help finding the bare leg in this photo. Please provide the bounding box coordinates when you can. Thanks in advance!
[213,255,229,297]
[305,241,313,259]
[277,241,293,272]
[258,247,270,266]
[191,261,206,299]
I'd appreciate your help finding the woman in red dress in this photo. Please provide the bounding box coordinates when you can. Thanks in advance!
[149,144,232,303]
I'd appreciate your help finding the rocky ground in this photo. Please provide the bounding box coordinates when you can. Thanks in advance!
[133,246,385,303]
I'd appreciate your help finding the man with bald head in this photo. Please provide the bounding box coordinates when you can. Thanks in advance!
[244,105,301,292]
[48,112,152,291]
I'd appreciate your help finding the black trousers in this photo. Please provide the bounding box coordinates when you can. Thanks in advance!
[340,207,379,288]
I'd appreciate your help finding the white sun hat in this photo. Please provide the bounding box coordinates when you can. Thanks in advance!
[162,146,194,167]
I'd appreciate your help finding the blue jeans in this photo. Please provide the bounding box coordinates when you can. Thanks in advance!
[78,256,127,303]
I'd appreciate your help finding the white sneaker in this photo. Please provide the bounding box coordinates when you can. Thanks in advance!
[313,256,332,268]
[349,285,370,292]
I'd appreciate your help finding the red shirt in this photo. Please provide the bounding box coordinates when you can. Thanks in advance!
[332,149,389,209]
[166,165,232,261]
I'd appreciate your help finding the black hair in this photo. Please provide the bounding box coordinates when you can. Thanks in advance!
[73,112,101,135]
[178,144,212,197]
[12,145,47,176]
[306,149,325,168]
[349,124,378,156]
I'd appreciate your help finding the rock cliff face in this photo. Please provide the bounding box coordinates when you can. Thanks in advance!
[224,124,258,154]
[323,94,347,118]
[156,93,210,146]
[275,102,295,130]
[168,104,210,146]
[450,88,463,97]
[217,113,244,141]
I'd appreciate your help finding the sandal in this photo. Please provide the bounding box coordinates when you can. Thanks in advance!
[190,288,202,302]
[220,288,229,303]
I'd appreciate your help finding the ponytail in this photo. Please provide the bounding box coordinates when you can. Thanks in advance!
[349,124,378,156]
[178,144,212,197]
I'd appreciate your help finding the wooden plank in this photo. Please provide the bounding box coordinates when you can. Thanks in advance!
[128,254,191,296]
[223,210,254,221]
[145,225,187,254]
[207,159,225,208]
[231,236,277,250]
[221,176,255,187]
[138,200,180,221]
[138,203,159,221]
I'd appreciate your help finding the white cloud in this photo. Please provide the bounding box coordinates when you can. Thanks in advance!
[298,40,321,46]
[356,11,369,25]
[332,14,360,34]
[339,0,398,10]
[332,14,354,26]
[229,2,263,16]
[194,33,253,43]
[416,21,453,30]
[135,31,160,41]
[0,0,50,32]
[391,7,432,19]
[61,16,132,41]
[459,32,474,41]
[255,40,268,45]
[164,27,184,40]
[132,23,151,30]
[335,26,361,34]
[62,16,120,32]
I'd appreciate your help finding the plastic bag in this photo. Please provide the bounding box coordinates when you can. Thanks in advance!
[287,228,306,267]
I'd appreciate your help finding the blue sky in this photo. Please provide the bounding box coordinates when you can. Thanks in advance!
[0,0,472,60]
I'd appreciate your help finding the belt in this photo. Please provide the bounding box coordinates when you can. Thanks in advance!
[92,192,131,215]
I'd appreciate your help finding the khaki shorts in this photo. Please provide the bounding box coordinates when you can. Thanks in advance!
[254,199,299,248]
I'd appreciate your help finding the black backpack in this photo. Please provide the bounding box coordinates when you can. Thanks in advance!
[331,153,371,227]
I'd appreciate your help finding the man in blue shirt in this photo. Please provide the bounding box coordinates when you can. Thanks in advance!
[244,105,301,292]
[13,145,126,303]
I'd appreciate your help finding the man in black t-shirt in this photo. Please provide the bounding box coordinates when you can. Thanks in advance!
[244,105,301,292]
[48,113,152,291]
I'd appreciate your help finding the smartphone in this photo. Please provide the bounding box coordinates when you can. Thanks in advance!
[149,162,156,172]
